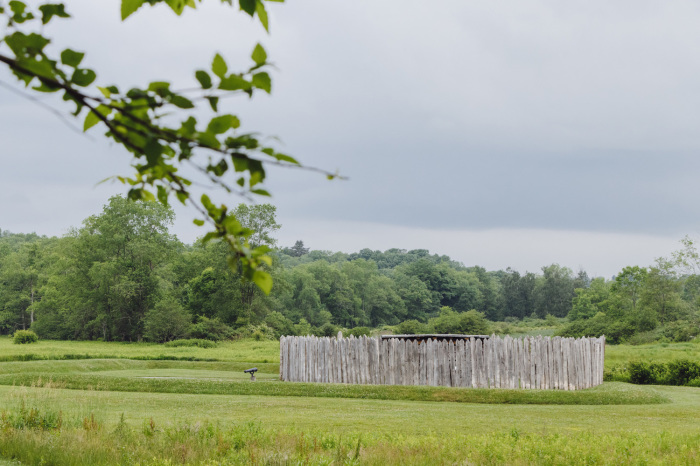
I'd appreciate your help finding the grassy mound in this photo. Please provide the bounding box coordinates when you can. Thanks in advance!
[0,359,667,405]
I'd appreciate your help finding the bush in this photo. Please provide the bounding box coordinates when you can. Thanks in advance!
[13,330,38,344]
[628,361,668,385]
[293,318,313,336]
[189,316,234,341]
[429,308,490,335]
[666,359,700,386]
[627,359,700,386]
[233,324,276,341]
[163,339,217,348]
[318,323,340,337]
[662,321,700,342]
[264,311,295,338]
[394,319,429,335]
[346,326,371,337]
[143,298,192,343]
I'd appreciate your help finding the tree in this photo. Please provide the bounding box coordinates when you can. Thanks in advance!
[610,266,648,315]
[143,297,192,342]
[37,196,180,341]
[501,268,536,319]
[533,264,576,318]
[639,259,687,324]
[283,240,309,257]
[0,0,337,294]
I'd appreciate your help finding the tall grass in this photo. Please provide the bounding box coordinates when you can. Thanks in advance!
[1,410,698,465]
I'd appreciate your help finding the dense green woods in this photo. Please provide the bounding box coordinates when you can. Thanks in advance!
[1,197,698,344]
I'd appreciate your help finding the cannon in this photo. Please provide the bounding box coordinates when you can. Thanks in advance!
[244,367,258,381]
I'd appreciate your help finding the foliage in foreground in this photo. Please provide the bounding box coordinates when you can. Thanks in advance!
[0,408,698,465]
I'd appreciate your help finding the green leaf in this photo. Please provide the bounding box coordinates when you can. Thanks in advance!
[157,185,168,204]
[253,270,273,295]
[71,69,97,87]
[196,131,220,148]
[143,139,163,166]
[206,96,219,112]
[83,104,111,132]
[83,112,100,131]
[212,54,227,79]
[255,1,269,31]
[251,188,271,196]
[97,86,112,98]
[165,0,187,15]
[251,43,267,66]
[148,81,170,92]
[219,75,250,91]
[32,81,61,93]
[121,0,145,20]
[193,219,205,226]
[239,0,255,16]
[274,152,299,164]
[252,72,271,93]
[38,4,69,25]
[195,70,212,89]
[170,95,194,109]
[176,191,189,204]
[60,49,84,67]
[207,114,240,134]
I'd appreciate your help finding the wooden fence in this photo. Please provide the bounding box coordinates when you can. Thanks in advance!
[279,335,605,390]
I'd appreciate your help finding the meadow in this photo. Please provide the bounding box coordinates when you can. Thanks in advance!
[0,338,699,464]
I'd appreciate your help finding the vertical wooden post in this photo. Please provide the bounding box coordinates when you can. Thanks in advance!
[380,338,387,385]
[454,340,460,387]
[470,338,477,388]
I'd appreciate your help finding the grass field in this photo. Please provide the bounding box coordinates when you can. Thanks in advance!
[0,337,280,363]
[0,338,699,464]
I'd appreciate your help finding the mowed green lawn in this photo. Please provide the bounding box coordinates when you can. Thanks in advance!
[0,338,699,464]
[1,382,698,436]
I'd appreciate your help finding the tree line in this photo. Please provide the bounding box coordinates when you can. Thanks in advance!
[1,197,698,344]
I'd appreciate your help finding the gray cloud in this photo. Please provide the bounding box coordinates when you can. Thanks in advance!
[2,0,699,261]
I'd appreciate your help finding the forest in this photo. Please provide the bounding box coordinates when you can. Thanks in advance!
[1,196,699,345]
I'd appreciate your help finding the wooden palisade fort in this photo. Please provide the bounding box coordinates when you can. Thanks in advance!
[279,334,605,390]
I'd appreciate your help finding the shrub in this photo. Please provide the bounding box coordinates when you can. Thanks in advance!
[429,308,490,335]
[293,318,313,336]
[662,321,700,342]
[666,359,700,386]
[346,326,371,337]
[163,339,217,348]
[264,311,295,338]
[603,364,631,383]
[233,324,276,341]
[189,316,234,341]
[143,298,192,343]
[394,320,429,335]
[13,330,38,344]
[319,323,340,337]
[628,361,668,385]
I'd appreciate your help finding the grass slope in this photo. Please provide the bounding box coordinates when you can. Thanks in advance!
[0,359,666,405]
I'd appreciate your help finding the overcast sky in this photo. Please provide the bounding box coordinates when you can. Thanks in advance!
[2,0,700,277]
